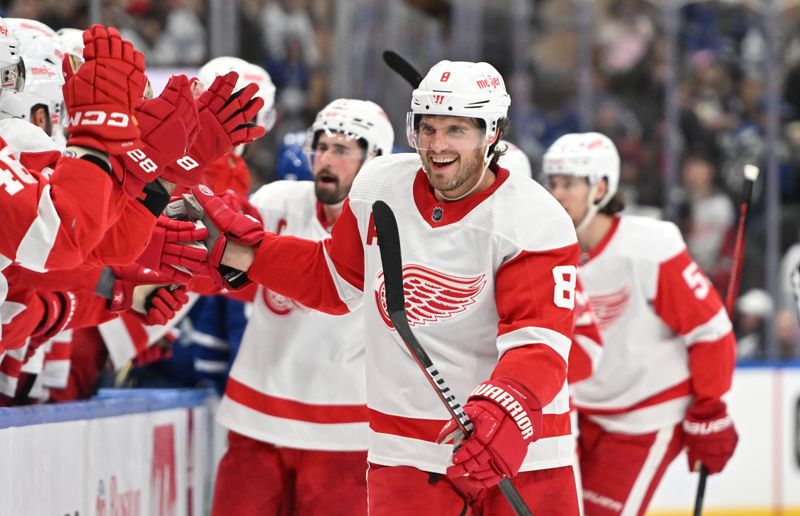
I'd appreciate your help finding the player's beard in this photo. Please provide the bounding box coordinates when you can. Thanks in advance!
[422,147,485,196]
[314,169,347,205]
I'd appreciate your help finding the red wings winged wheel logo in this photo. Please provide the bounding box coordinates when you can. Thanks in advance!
[588,286,630,330]
[374,264,486,329]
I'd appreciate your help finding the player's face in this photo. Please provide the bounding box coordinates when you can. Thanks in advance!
[416,115,489,197]
[547,174,591,227]
[312,132,365,205]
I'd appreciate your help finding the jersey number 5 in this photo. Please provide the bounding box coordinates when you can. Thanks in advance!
[682,261,710,300]
[553,265,577,309]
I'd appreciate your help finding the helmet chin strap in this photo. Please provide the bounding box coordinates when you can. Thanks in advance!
[575,183,601,233]
[439,165,487,201]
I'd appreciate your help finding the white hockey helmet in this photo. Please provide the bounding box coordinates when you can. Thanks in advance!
[305,98,394,161]
[5,18,63,67]
[497,140,532,178]
[543,132,620,206]
[542,132,621,230]
[407,60,510,160]
[198,56,277,131]
[0,56,64,137]
[0,19,25,94]
[56,28,85,56]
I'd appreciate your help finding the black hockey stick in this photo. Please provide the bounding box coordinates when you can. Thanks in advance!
[372,200,532,516]
[692,164,759,516]
[382,50,423,88]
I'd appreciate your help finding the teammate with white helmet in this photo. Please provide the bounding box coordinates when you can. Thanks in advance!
[0,19,25,96]
[198,56,276,137]
[211,98,394,516]
[543,132,738,516]
[56,27,84,56]
[198,60,581,514]
[497,139,533,178]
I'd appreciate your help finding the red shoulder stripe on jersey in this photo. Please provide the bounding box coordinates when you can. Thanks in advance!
[654,249,728,337]
[496,244,579,340]
[225,377,369,424]
[368,406,571,442]
[412,166,510,228]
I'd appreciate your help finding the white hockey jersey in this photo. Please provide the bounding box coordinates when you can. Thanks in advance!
[249,154,580,473]
[216,181,369,451]
[572,216,735,434]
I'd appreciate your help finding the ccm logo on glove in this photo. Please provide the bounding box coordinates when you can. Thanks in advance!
[472,382,535,440]
[67,111,131,128]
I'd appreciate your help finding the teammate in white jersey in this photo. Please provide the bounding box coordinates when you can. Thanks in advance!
[195,60,581,515]
[543,132,738,516]
[211,98,394,516]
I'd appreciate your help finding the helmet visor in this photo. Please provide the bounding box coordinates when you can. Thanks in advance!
[303,126,367,169]
[406,112,488,152]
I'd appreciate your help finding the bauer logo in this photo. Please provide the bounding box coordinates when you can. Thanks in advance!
[374,264,486,329]
[150,424,177,516]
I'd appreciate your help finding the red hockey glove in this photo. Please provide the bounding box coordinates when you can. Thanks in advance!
[132,336,175,367]
[100,264,173,312]
[191,184,264,290]
[135,216,208,283]
[63,25,146,154]
[438,378,542,489]
[113,74,201,197]
[135,285,189,326]
[161,72,265,186]
[683,400,738,474]
[218,189,263,222]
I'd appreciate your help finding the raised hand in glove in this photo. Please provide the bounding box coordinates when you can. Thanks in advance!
[683,400,738,474]
[139,285,189,326]
[190,184,264,290]
[437,378,542,489]
[135,215,209,283]
[113,74,201,197]
[160,72,265,186]
[63,25,146,154]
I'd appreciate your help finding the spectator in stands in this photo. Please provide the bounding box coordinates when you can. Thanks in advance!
[680,155,735,280]
[733,289,773,360]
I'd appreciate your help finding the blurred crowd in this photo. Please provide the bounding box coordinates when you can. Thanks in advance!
[0,0,798,366]
[522,0,800,360]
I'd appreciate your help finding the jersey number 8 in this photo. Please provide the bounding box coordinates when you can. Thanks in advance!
[553,265,577,309]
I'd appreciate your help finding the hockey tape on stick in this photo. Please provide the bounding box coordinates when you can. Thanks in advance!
[382,51,423,88]
[372,200,532,516]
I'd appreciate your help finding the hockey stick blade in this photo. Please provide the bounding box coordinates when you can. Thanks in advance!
[372,200,532,516]
[382,50,423,88]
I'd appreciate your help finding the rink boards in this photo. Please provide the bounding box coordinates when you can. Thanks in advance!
[648,365,800,515]
[0,368,797,514]
[0,389,214,516]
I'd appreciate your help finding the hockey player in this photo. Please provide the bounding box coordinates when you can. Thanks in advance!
[211,98,394,516]
[192,60,581,514]
[543,132,738,516]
